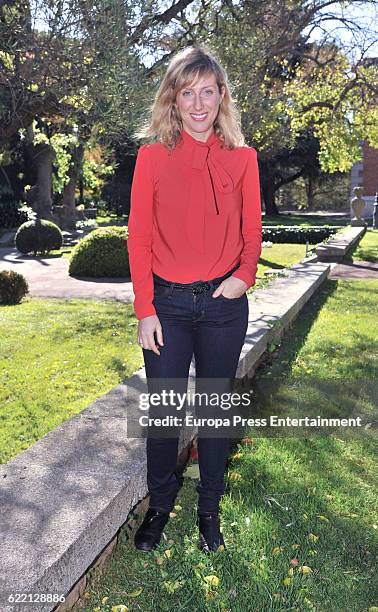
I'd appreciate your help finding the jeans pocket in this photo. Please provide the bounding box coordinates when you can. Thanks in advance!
[218,292,245,302]
[153,284,171,300]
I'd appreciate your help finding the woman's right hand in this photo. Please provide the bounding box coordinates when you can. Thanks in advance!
[138,315,164,355]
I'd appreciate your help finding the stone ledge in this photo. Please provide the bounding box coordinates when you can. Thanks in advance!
[315,226,366,262]
[0,257,334,612]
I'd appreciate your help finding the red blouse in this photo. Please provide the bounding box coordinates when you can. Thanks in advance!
[126,128,262,320]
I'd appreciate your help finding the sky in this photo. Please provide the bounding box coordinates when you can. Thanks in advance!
[305,1,378,60]
[31,0,378,66]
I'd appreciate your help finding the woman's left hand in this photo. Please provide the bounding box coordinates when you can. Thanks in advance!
[212,276,248,299]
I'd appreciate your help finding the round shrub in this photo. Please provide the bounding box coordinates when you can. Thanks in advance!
[69,226,129,277]
[0,270,29,304]
[15,219,63,255]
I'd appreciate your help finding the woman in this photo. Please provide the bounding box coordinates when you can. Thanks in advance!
[127,44,262,553]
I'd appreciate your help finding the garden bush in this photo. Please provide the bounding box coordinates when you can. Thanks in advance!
[262,225,338,244]
[15,219,63,255]
[0,270,29,304]
[69,226,129,277]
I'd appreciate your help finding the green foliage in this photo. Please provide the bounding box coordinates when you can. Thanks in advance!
[0,270,29,304]
[0,185,35,228]
[283,53,378,172]
[15,219,63,255]
[50,131,79,195]
[262,226,337,244]
[82,151,115,200]
[68,225,129,277]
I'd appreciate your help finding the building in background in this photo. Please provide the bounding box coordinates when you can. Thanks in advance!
[350,141,378,220]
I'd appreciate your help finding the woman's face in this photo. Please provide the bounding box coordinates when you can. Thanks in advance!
[175,72,224,141]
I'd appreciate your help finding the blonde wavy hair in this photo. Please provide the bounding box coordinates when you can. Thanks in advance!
[133,44,245,150]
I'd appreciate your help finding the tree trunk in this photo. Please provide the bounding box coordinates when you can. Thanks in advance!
[60,143,84,229]
[259,158,279,216]
[306,176,316,210]
[25,124,54,220]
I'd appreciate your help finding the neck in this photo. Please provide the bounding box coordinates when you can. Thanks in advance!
[182,126,215,143]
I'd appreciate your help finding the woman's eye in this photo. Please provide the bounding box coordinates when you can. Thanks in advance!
[182,89,214,96]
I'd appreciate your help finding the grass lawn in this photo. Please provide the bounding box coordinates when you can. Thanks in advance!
[0,298,140,463]
[349,228,378,262]
[75,233,378,612]
[255,243,310,288]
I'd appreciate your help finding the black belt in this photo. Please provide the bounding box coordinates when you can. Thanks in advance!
[152,263,240,295]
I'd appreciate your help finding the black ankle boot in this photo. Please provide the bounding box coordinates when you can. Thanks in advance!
[197,513,226,553]
[134,508,170,552]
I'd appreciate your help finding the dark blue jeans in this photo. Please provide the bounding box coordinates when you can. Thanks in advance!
[142,263,249,515]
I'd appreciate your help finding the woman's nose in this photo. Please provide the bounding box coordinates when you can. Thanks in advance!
[192,95,204,111]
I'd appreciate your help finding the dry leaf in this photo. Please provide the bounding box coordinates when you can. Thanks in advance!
[308,533,319,543]
[204,575,220,587]
[298,565,313,574]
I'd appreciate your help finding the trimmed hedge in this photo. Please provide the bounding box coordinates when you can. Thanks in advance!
[15,219,63,255]
[262,225,339,244]
[0,270,29,304]
[69,226,129,277]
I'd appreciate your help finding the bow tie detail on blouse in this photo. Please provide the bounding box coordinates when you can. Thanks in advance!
[180,129,235,254]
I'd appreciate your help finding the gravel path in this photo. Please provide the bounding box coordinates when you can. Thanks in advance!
[328,260,378,279]
[0,247,134,302]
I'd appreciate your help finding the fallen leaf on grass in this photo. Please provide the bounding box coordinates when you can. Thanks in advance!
[232,452,243,460]
[228,471,242,481]
[163,580,184,593]
[308,533,319,543]
[126,588,143,597]
[204,575,220,587]
[241,437,255,445]
[298,565,313,574]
